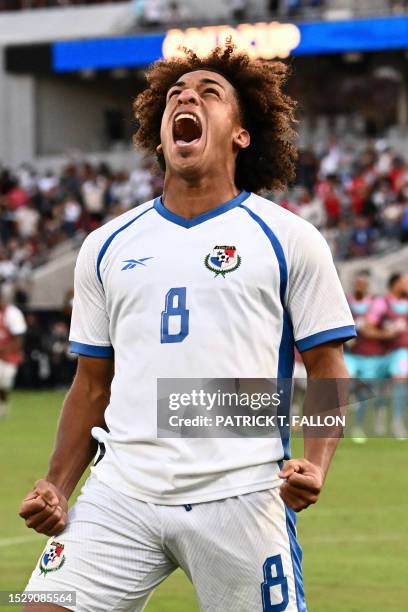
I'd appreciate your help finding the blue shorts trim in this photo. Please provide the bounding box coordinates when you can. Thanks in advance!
[285,506,307,611]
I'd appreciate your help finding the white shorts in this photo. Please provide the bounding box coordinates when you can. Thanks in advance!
[25,475,306,612]
[0,360,18,391]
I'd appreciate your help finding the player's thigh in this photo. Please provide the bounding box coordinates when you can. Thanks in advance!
[388,348,408,378]
[170,488,305,612]
[25,476,176,612]
[0,360,17,390]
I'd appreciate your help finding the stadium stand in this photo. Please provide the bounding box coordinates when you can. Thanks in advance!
[1,135,408,309]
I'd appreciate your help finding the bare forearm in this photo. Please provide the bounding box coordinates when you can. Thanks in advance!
[302,341,349,480]
[46,359,113,499]
[19,356,113,536]
[303,437,339,482]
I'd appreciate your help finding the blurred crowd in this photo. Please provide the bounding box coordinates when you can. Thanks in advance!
[0,159,163,301]
[278,139,408,260]
[1,139,408,301]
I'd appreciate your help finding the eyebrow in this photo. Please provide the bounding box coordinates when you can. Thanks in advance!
[169,78,225,90]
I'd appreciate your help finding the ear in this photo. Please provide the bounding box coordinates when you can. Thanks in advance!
[156,143,163,154]
[233,127,250,151]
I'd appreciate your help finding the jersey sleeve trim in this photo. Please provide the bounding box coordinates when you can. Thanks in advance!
[296,325,356,352]
[69,341,114,358]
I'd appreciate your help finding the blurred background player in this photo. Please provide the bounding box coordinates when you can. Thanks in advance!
[365,273,408,438]
[345,272,376,440]
[344,271,389,441]
[0,283,27,417]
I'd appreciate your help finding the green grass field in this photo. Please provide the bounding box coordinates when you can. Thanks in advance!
[1,391,407,611]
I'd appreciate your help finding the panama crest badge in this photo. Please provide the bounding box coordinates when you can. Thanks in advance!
[39,541,65,576]
[204,245,241,277]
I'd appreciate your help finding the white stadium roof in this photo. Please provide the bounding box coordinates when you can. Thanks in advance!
[0,2,133,45]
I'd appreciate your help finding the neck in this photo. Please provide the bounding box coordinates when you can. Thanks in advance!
[162,171,240,220]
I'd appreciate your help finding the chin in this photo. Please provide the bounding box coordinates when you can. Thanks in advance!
[166,148,207,177]
[174,160,204,180]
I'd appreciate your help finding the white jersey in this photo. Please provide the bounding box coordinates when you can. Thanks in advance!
[69,191,355,504]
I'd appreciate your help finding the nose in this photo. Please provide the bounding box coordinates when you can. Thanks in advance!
[177,88,199,106]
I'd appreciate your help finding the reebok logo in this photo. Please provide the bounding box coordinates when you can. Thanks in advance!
[121,258,153,270]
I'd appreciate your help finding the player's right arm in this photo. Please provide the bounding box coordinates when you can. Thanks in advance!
[19,230,114,536]
[19,355,113,536]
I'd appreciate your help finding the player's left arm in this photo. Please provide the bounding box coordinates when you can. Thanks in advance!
[278,340,348,512]
[281,220,355,512]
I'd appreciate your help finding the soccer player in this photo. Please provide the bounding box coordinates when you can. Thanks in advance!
[345,272,387,441]
[0,285,27,418]
[365,273,408,439]
[19,44,355,611]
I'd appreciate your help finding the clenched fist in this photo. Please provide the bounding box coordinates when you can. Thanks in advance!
[19,480,68,536]
[278,458,324,512]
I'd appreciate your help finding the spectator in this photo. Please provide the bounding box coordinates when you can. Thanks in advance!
[228,0,248,21]
[281,0,301,18]
[80,167,107,222]
[0,248,18,283]
[334,218,352,261]
[62,195,82,238]
[296,148,319,194]
[350,216,374,257]
[141,0,165,27]
[400,202,408,243]
[389,0,408,14]
[5,179,29,210]
[14,200,40,239]
[0,283,27,418]
[166,0,190,24]
[316,174,342,227]
[381,200,402,240]
[320,138,342,178]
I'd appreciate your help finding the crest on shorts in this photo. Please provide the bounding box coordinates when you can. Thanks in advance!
[204,246,241,277]
[39,541,65,576]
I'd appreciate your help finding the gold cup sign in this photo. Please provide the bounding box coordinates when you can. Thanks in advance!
[163,22,301,61]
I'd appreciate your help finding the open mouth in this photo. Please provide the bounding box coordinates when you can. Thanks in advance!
[173,113,203,146]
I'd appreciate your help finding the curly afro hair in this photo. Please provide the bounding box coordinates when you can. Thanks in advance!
[133,42,297,193]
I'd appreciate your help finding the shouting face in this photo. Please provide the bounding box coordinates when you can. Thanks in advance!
[159,69,250,180]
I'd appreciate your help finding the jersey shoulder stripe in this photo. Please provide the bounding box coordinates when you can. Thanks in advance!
[238,202,288,304]
[238,200,294,431]
[96,203,154,284]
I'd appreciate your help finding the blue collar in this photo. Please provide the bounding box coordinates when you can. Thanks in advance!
[154,190,251,228]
